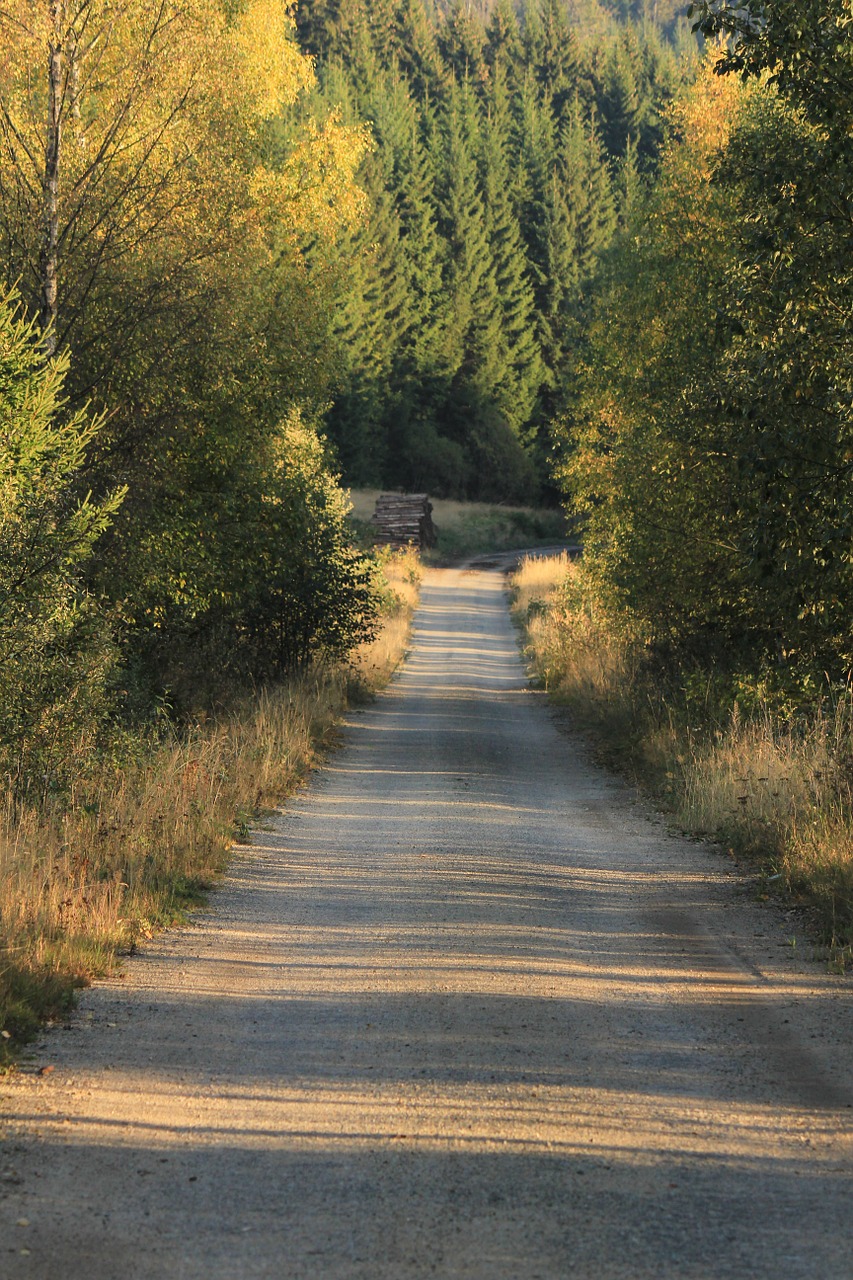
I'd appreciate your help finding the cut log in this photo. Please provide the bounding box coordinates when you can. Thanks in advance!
[370,492,437,550]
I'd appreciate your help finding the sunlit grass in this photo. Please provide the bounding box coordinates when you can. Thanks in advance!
[678,704,853,957]
[510,555,853,964]
[511,554,632,707]
[0,550,421,1058]
[352,547,420,688]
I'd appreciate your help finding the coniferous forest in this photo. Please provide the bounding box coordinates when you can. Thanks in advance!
[296,0,697,499]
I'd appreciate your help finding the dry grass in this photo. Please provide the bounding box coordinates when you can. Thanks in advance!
[511,555,853,963]
[512,554,632,706]
[353,547,421,687]
[509,552,571,616]
[0,676,342,1037]
[0,550,421,1055]
[678,703,853,956]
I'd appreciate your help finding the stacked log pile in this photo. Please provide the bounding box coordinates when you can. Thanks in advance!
[371,493,437,550]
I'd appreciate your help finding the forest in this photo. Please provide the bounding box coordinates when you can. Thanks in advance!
[1,0,852,1042]
[295,0,698,499]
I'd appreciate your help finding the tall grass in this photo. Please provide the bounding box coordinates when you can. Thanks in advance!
[353,546,420,687]
[0,550,421,1056]
[511,555,853,965]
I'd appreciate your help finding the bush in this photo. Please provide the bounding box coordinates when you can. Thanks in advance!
[234,409,381,674]
[0,292,122,796]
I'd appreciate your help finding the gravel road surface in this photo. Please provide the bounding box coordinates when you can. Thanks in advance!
[2,567,851,1279]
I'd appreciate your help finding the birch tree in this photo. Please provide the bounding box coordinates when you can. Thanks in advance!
[0,0,366,363]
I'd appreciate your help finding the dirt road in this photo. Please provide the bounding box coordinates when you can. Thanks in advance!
[2,568,851,1279]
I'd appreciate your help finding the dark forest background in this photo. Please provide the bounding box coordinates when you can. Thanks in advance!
[294,0,698,500]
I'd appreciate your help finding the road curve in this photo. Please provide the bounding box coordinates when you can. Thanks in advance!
[2,567,852,1279]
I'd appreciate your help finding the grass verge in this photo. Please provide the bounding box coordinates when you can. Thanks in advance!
[0,549,421,1063]
[510,554,853,969]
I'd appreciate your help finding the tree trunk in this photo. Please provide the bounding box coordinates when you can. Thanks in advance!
[39,0,65,354]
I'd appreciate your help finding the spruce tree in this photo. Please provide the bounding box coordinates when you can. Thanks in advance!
[440,1,489,85]
[514,69,557,318]
[538,99,617,414]
[441,78,537,497]
[536,0,581,124]
[596,25,643,159]
[325,152,411,484]
[294,0,342,59]
[396,0,448,100]
[485,0,525,84]
[481,62,545,434]
[561,103,617,285]
[397,104,453,391]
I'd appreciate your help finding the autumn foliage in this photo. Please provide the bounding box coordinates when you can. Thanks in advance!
[560,44,853,695]
[0,0,376,724]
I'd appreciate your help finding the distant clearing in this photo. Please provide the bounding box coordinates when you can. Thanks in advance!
[348,489,567,563]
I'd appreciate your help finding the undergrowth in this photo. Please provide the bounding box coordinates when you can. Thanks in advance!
[0,549,421,1063]
[510,554,853,969]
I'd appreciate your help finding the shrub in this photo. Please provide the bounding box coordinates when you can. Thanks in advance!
[0,292,122,796]
[234,409,380,674]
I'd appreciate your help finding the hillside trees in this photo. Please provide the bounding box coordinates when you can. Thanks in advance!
[298,0,696,498]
